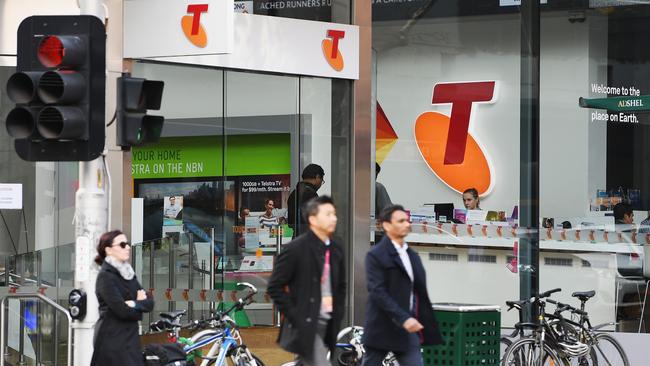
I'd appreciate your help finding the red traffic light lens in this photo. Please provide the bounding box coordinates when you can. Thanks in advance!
[38,36,64,68]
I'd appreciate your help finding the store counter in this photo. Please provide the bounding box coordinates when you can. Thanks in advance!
[401,223,644,330]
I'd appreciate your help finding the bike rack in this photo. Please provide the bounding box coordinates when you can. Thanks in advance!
[0,293,73,366]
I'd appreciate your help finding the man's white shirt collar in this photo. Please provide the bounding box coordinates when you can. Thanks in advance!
[392,240,408,252]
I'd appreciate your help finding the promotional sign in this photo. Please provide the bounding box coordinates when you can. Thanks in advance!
[238,255,274,272]
[124,0,234,57]
[132,134,291,179]
[150,14,359,80]
[0,184,22,209]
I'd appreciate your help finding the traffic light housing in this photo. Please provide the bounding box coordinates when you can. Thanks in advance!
[5,16,105,161]
[116,75,165,148]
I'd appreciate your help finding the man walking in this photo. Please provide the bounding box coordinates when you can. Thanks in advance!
[362,204,443,366]
[268,196,346,366]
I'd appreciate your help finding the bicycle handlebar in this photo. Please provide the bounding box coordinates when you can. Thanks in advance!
[539,288,562,298]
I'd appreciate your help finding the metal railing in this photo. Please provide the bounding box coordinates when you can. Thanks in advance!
[0,293,72,366]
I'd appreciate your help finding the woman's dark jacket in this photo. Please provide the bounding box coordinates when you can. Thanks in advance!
[91,261,154,366]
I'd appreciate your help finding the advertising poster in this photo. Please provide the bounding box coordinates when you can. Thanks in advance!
[163,195,184,226]
[238,174,291,222]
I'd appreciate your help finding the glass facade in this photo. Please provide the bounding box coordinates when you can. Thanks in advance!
[129,62,352,326]
[0,66,78,254]
[371,0,650,340]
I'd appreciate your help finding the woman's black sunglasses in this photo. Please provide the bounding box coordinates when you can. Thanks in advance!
[113,241,131,249]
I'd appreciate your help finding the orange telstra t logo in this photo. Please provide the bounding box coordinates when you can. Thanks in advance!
[414,81,496,196]
[322,30,345,71]
[182,4,209,48]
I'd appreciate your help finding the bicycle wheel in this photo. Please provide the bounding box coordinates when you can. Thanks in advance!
[500,337,513,360]
[502,337,564,366]
[589,333,629,366]
[332,346,362,366]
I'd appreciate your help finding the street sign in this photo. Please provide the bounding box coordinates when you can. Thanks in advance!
[579,95,650,112]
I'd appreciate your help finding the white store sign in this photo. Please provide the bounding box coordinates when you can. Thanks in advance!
[129,12,359,80]
[124,0,234,57]
[0,184,22,210]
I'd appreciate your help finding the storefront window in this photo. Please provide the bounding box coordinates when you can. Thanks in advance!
[540,3,650,337]
[131,62,352,326]
[372,4,521,329]
[372,2,650,356]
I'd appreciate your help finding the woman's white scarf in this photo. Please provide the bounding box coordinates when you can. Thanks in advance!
[105,255,135,280]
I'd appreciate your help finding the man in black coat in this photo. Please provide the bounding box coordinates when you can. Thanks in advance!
[362,204,443,366]
[268,196,346,366]
[287,164,325,236]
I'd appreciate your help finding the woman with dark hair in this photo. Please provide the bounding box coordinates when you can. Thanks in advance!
[91,230,154,366]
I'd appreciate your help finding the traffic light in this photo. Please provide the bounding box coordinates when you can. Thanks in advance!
[116,75,165,148]
[4,15,105,161]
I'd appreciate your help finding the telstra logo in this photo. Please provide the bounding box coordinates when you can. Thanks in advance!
[182,4,209,48]
[322,30,345,71]
[414,81,496,196]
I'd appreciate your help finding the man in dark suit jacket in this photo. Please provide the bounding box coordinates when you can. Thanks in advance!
[362,204,443,366]
[268,196,346,366]
[287,164,325,236]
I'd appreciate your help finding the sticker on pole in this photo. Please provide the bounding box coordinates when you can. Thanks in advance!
[75,236,91,282]
[0,184,22,209]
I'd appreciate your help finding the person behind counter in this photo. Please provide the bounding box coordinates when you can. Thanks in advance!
[613,202,634,232]
[462,188,481,210]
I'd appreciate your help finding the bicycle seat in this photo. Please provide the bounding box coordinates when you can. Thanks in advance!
[571,290,595,302]
[160,309,187,320]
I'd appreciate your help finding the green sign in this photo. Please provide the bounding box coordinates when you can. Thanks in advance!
[132,134,290,179]
[579,95,650,112]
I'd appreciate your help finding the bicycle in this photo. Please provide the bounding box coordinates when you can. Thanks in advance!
[280,325,398,366]
[502,288,629,366]
[501,288,568,366]
[328,326,398,366]
[150,282,265,366]
[545,291,629,366]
